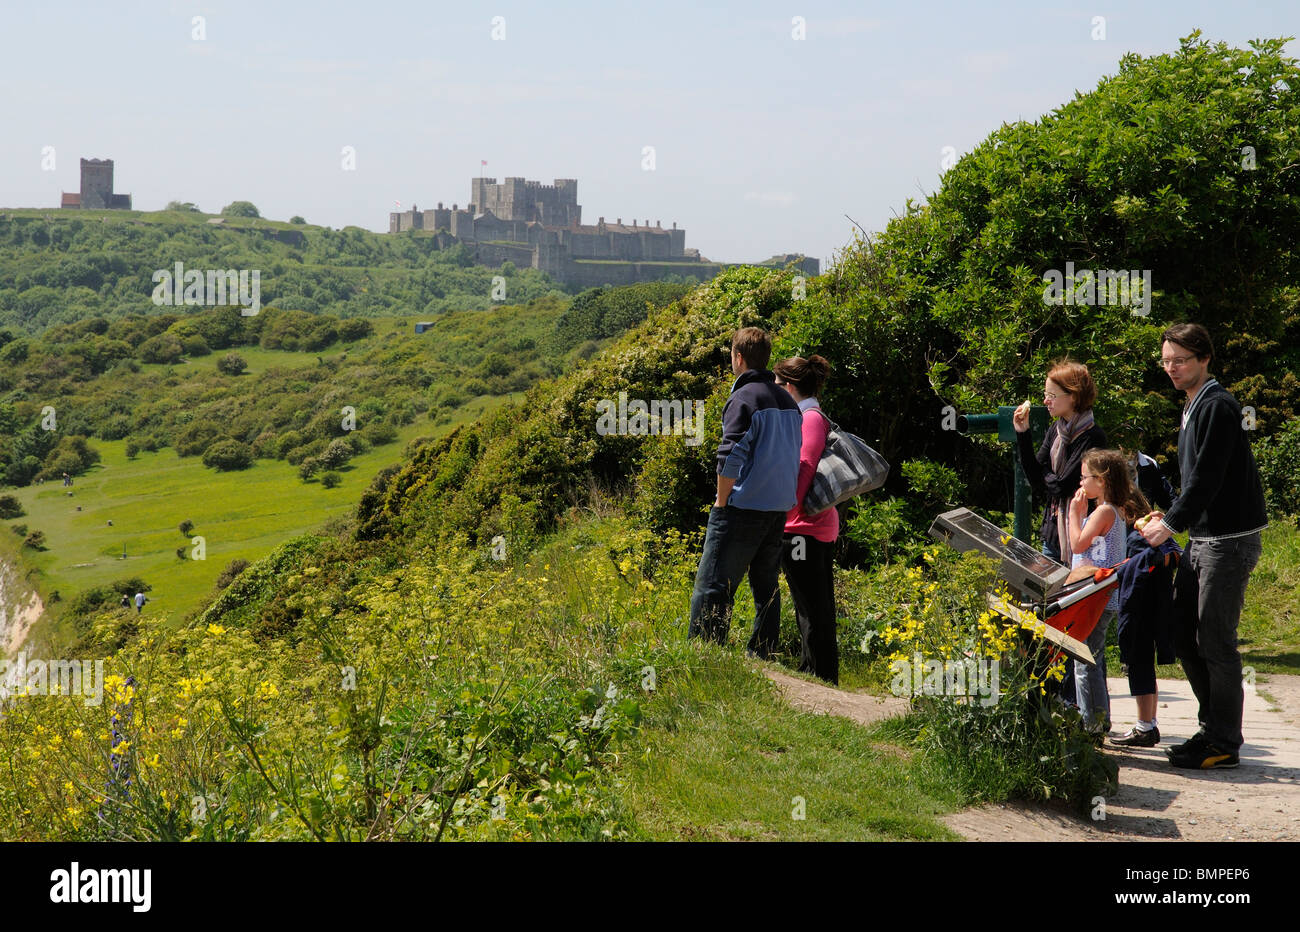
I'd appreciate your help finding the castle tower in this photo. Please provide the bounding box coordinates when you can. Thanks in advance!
[79,158,115,209]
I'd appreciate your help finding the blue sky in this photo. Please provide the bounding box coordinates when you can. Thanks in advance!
[1,1,1296,263]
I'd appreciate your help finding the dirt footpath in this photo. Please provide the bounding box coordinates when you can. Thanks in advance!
[764,667,1300,841]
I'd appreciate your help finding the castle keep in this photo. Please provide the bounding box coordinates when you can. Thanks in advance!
[389,177,817,287]
[61,158,132,210]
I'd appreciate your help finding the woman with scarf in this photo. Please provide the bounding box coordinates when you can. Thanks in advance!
[1012,360,1106,563]
[1013,360,1107,715]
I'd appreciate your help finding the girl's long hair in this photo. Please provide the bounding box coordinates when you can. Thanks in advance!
[1084,448,1151,524]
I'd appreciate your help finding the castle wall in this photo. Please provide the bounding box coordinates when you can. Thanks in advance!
[475,241,537,270]
[423,208,451,231]
[562,229,679,261]
[389,209,422,232]
[565,260,720,289]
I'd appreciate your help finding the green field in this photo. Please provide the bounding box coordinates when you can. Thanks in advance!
[2,393,502,638]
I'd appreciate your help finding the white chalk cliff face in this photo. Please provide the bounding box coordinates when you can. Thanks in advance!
[0,556,43,658]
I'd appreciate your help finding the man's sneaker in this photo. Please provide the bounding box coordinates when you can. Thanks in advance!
[1166,731,1208,760]
[1111,726,1160,748]
[1169,742,1238,769]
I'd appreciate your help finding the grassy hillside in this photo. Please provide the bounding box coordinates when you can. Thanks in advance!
[1,398,501,642]
[0,283,697,651]
[0,36,1297,842]
[0,207,569,334]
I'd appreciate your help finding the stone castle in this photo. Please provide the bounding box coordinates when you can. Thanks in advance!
[60,158,132,210]
[390,177,817,288]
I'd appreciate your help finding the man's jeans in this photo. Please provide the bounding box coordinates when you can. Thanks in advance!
[688,505,787,656]
[1173,533,1263,752]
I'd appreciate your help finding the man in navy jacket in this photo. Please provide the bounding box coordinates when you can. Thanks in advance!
[1142,323,1268,770]
[688,327,802,656]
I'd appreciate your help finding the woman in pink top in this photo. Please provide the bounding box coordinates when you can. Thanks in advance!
[774,356,840,684]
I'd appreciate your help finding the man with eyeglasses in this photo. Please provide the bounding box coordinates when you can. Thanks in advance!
[1141,323,1268,770]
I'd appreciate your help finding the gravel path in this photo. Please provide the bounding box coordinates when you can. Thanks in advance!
[764,665,1300,841]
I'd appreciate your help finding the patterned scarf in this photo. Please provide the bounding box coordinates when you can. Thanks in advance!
[1049,410,1095,564]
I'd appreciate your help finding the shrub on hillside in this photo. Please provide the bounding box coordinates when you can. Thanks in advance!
[215,558,250,590]
[216,352,247,375]
[300,322,337,352]
[221,201,260,218]
[0,495,24,519]
[202,439,254,471]
[99,415,132,441]
[35,434,101,483]
[286,439,326,466]
[276,430,303,459]
[320,471,341,489]
[361,423,398,448]
[182,335,212,357]
[549,282,693,353]
[174,421,222,458]
[337,318,373,342]
[138,333,184,365]
[0,340,29,364]
[317,438,352,470]
[344,434,370,456]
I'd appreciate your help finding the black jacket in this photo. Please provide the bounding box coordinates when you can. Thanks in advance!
[1135,453,1175,511]
[1116,530,1180,667]
[1162,381,1268,539]
[1016,420,1107,552]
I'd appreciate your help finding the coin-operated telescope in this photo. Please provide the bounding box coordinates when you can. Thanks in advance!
[956,405,1049,542]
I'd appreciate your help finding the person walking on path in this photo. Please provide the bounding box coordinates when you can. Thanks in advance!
[1141,323,1268,770]
[134,591,147,614]
[688,327,802,657]
[774,355,840,685]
